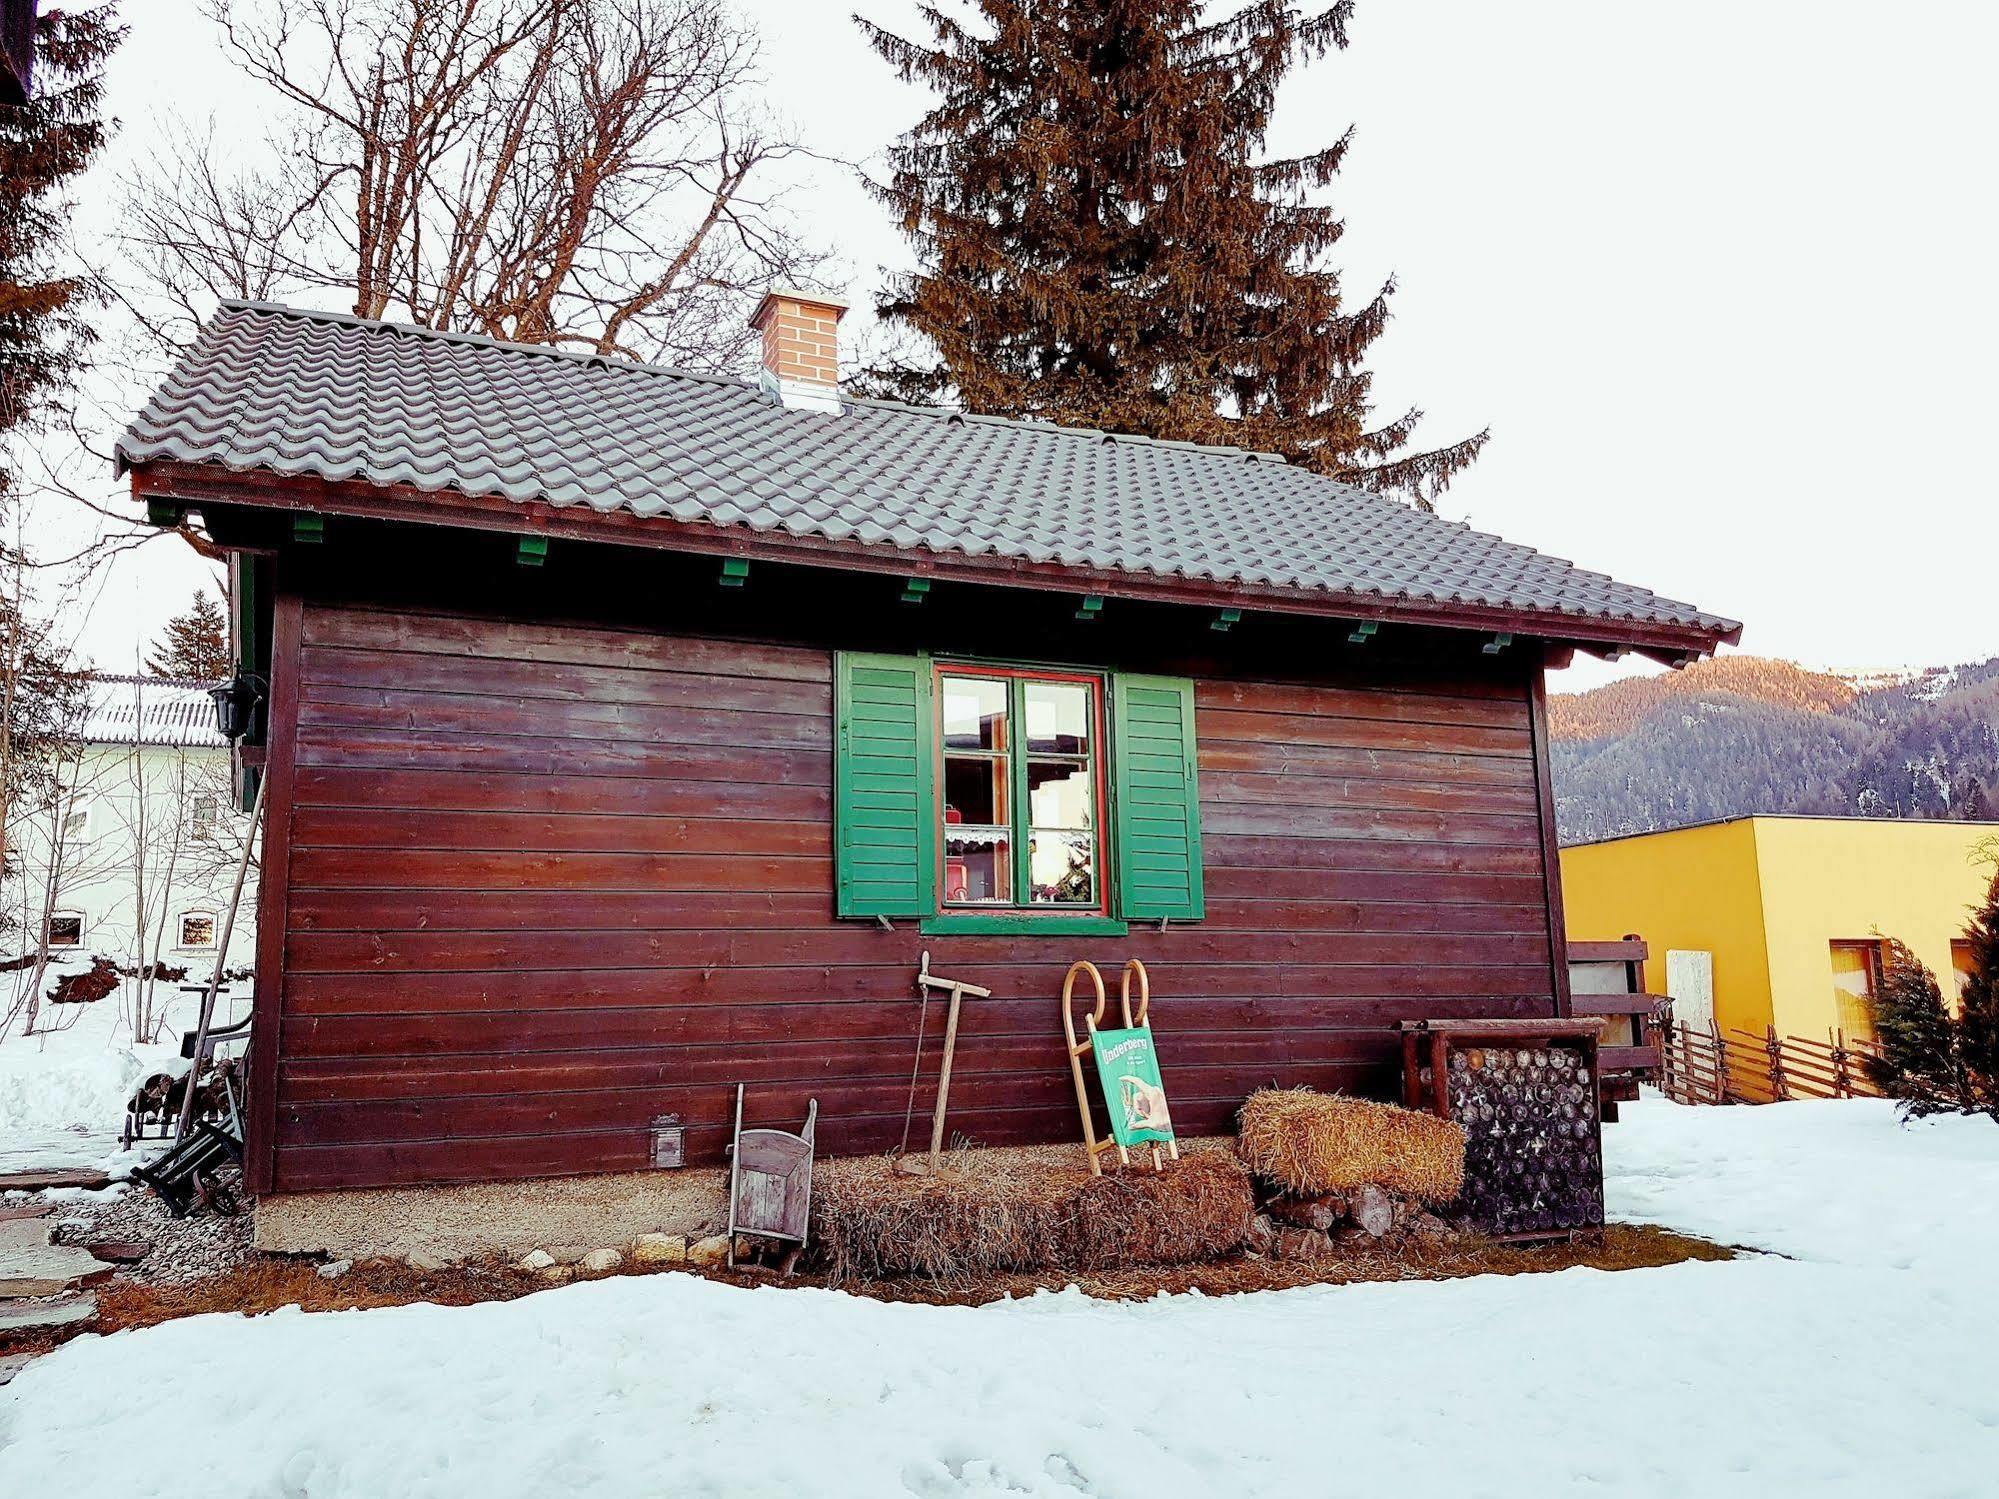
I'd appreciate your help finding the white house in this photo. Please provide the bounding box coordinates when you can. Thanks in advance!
[9,676,257,974]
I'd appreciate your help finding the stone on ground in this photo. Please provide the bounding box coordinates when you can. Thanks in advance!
[578,1248,623,1275]
[0,1218,114,1297]
[686,1234,731,1269]
[1353,1184,1396,1239]
[518,1249,555,1271]
[404,1249,453,1273]
[316,1258,352,1280]
[632,1233,686,1267]
[0,1291,97,1334]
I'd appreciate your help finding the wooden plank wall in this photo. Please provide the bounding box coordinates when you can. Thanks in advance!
[268,602,1556,1191]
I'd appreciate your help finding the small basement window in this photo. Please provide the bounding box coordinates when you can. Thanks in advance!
[45,912,83,948]
[179,912,218,950]
[1952,940,1975,1002]
[938,668,1102,912]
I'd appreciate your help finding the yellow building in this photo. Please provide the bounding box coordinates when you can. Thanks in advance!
[1560,816,1996,1042]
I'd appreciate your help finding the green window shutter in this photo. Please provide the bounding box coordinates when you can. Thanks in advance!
[834,651,936,918]
[1111,674,1204,921]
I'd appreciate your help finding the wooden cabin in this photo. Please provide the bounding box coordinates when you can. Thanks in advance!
[117,294,1738,1225]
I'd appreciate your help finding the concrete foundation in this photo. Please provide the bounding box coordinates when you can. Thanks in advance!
[254,1167,733,1260]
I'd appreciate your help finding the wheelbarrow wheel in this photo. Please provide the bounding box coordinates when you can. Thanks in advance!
[195,1164,245,1218]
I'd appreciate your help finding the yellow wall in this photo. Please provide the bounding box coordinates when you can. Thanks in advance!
[1559,819,1774,1035]
[1561,817,1999,1042]
[1750,819,1996,1038]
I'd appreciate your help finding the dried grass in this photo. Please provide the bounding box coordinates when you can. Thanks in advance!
[811,1140,1255,1285]
[1236,1088,1466,1202]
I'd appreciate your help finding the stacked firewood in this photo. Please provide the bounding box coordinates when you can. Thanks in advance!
[127,1055,245,1135]
[1442,1046,1603,1237]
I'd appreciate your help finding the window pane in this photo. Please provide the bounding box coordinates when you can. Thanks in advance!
[940,677,1008,751]
[1028,830,1095,905]
[1830,941,1877,1040]
[1027,760,1094,830]
[1952,940,1975,1001]
[46,915,81,947]
[181,914,217,948]
[944,756,1008,827]
[1024,681,1090,755]
[943,828,1010,904]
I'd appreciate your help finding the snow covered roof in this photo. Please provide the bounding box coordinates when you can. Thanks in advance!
[81,676,226,747]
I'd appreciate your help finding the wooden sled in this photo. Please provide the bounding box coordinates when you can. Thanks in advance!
[725,1084,818,1271]
[1062,958,1181,1176]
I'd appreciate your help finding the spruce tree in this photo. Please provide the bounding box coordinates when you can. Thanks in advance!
[1958,865,1999,1121]
[145,590,230,681]
[1865,937,1966,1118]
[858,1,1486,506]
[0,6,121,502]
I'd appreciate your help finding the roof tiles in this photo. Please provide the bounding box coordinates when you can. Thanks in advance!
[118,302,1738,645]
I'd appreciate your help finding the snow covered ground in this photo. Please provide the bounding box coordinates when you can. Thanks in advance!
[0,974,249,1177]
[4,1098,1997,1497]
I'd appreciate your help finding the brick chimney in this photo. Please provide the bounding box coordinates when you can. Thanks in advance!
[751,288,848,414]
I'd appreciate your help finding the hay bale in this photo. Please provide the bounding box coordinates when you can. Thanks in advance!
[810,1143,1255,1285]
[1064,1153,1256,1271]
[1236,1088,1465,1203]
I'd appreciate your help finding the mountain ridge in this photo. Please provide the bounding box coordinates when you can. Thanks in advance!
[1550,654,1999,843]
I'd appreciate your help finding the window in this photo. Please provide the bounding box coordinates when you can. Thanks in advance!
[44,912,82,948]
[938,669,1102,911]
[191,792,222,836]
[833,655,1202,929]
[61,792,91,842]
[1829,940,1883,1041]
[179,912,217,950]
[1952,940,1977,1004]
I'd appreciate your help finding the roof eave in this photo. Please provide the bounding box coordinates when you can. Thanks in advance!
[133,459,1741,659]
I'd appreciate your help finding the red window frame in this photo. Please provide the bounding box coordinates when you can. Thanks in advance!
[931,663,1109,917]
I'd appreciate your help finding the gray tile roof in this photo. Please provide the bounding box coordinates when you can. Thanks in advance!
[118,302,1738,646]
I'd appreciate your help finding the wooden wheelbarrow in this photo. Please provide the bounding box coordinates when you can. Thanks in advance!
[724,1084,818,1271]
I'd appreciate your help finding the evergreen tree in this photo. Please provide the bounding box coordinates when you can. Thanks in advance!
[1864,937,1967,1118]
[1958,865,1999,1120]
[145,589,230,681]
[0,6,121,502]
[858,1,1485,507]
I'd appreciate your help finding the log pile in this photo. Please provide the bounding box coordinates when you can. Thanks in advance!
[1434,1046,1604,1237]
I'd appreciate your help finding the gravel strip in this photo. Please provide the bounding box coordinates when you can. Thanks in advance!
[51,1187,256,1285]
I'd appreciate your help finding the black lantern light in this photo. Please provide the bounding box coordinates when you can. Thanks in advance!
[210,674,267,743]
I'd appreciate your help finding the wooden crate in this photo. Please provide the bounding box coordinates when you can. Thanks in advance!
[1400,1019,1608,1241]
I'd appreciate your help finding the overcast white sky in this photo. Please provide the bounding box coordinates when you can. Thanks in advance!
[44,0,1999,688]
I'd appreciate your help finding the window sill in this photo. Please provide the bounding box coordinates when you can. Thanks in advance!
[919,913,1129,937]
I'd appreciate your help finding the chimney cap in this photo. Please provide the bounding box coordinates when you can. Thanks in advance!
[751,287,850,329]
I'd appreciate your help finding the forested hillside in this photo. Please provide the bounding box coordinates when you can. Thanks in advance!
[1552,656,1999,844]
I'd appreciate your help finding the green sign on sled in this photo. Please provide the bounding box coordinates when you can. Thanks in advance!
[1090,1027,1176,1149]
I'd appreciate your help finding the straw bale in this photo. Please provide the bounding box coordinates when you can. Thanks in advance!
[810,1143,1254,1285]
[1236,1089,1465,1203]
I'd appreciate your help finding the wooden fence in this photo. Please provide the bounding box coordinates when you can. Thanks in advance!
[1659,1019,1884,1106]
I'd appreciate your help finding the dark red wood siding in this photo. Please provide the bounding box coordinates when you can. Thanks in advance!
[262,601,1558,1192]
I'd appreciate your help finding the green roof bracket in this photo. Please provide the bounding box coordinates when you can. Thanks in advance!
[1347,620,1378,646]
[1482,632,1514,655]
[900,577,931,606]
[719,557,750,588]
[1210,607,1242,633]
[1075,594,1104,622]
[145,498,183,529]
[516,535,549,567]
[292,513,326,544]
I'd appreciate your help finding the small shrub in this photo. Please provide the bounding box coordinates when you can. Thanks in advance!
[1958,867,1999,1121]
